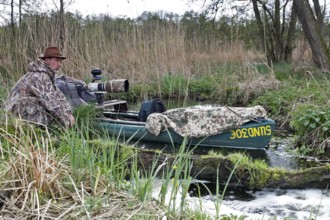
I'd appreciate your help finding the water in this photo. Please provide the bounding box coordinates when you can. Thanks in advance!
[132,101,330,218]
[148,136,330,219]
[185,137,330,220]
[152,178,330,220]
[187,188,330,220]
[265,135,320,170]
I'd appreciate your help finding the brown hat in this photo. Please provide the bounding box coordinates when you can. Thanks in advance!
[39,47,66,59]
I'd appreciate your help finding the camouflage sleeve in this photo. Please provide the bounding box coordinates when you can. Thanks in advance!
[27,72,73,127]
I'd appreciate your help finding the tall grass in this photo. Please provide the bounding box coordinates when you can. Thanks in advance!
[0,12,286,107]
[0,14,266,89]
[158,139,194,214]
[0,106,218,218]
[0,109,163,218]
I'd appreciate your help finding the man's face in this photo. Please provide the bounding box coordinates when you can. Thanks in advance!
[44,57,63,71]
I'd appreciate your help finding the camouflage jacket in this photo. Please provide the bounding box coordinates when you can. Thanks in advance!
[5,59,72,127]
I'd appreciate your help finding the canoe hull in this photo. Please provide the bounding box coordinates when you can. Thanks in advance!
[98,115,275,149]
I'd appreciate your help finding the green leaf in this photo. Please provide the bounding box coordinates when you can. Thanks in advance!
[309,123,316,129]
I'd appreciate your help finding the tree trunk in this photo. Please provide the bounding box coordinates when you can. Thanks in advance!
[251,0,297,63]
[10,0,15,38]
[135,148,330,189]
[293,0,330,70]
[274,0,283,60]
[59,0,65,49]
[252,0,266,54]
[19,0,22,26]
[285,3,298,61]
[312,0,323,28]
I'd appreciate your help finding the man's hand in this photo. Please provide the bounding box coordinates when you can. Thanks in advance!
[69,114,75,128]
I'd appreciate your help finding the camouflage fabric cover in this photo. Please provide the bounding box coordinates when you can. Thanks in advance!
[105,79,128,93]
[5,59,73,127]
[145,105,267,138]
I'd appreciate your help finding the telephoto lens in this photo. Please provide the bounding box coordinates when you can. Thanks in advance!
[87,79,129,93]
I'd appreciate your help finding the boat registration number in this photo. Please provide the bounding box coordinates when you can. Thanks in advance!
[230,125,272,139]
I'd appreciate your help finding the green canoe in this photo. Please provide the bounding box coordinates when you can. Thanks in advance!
[97,110,275,149]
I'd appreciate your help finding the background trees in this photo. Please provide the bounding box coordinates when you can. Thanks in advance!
[293,0,330,70]
[191,0,330,70]
[0,0,330,85]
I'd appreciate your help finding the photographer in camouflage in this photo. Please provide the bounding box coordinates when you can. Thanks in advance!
[5,47,75,128]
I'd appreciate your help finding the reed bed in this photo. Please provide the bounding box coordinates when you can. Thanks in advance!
[0,108,222,219]
[0,14,267,88]
[0,112,165,219]
[0,13,282,107]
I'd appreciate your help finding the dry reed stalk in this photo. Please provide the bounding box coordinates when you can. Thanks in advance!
[1,135,65,196]
[0,168,163,218]
[238,74,281,104]
[0,116,164,219]
[0,15,267,88]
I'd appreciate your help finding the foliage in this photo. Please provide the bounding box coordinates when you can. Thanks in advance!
[188,77,217,101]
[260,63,292,80]
[123,83,159,102]
[74,104,103,122]
[290,105,330,156]
[0,68,11,101]
[252,81,330,116]
[290,105,325,135]
[116,63,278,105]
[161,73,188,99]
[1,108,227,219]
[252,88,298,117]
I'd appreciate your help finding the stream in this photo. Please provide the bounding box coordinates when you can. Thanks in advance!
[190,137,329,220]
[187,187,329,219]
[133,102,330,219]
[145,136,330,219]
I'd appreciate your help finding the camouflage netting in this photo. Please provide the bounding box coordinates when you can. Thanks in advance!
[146,105,267,138]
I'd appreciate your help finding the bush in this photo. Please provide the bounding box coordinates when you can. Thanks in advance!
[291,105,330,139]
[289,105,330,157]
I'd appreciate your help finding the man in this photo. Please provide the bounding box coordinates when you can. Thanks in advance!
[5,47,75,128]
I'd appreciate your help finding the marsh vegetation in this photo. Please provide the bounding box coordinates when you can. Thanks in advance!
[1,5,330,219]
